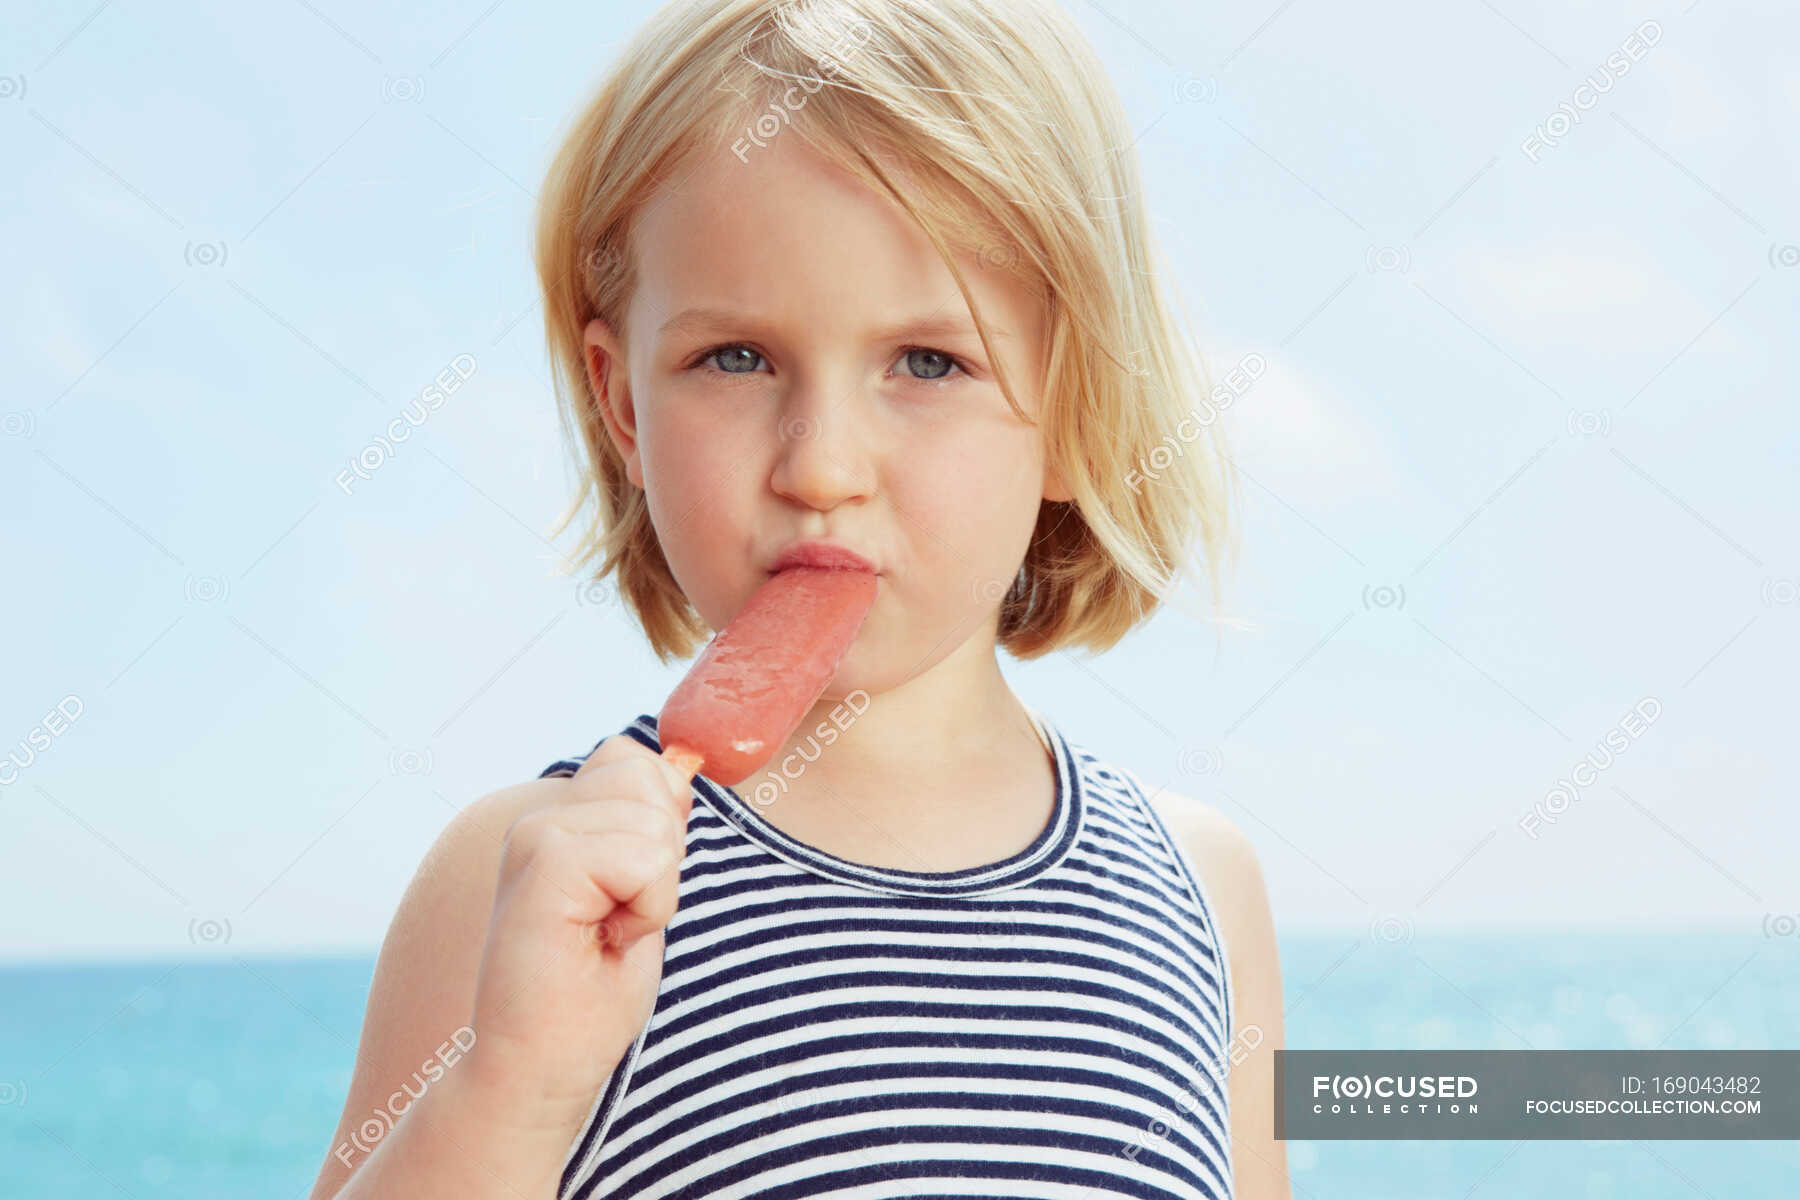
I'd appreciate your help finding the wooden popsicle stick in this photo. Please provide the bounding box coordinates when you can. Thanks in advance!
[661,743,705,781]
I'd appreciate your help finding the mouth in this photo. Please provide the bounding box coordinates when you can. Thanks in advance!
[768,540,880,575]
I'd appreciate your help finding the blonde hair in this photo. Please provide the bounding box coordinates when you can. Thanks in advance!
[534,0,1239,663]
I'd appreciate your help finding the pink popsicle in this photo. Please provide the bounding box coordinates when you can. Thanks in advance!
[658,566,878,785]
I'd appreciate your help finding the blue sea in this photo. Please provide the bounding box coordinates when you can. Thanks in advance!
[2,928,1794,1198]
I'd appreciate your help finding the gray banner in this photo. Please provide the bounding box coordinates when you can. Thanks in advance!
[1276,1050,1797,1140]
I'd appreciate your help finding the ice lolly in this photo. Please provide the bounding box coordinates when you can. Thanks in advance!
[658,566,878,785]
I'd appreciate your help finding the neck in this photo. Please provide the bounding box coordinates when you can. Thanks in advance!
[736,618,1047,818]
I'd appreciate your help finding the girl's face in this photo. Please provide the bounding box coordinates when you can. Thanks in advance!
[585,131,1070,691]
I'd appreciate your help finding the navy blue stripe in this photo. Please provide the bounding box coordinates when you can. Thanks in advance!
[600,1027,1229,1167]
[539,711,1234,1199]
[617,1121,1224,1200]
[666,876,1224,1005]
[656,916,1223,1042]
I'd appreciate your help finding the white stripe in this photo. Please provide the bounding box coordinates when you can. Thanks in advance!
[599,1038,1230,1190]
[552,715,1235,1200]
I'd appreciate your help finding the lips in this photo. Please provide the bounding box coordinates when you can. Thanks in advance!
[769,540,878,574]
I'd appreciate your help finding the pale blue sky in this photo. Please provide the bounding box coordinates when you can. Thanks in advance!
[3,0,1796,961]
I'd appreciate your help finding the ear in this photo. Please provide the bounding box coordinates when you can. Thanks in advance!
[582,317,643,488]
[1042,456,1073,503]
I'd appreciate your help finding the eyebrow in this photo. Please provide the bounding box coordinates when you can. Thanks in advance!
[657,306,1008,343]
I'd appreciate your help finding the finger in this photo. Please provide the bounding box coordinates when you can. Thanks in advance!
[594,844,684,950]
[554,828,685,951]
[569,743,694,822]
[571,734,644,778]
[536,793,683,844]
[509,823,681,928]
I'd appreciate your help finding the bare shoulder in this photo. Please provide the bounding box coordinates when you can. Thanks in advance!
[1141,786,1269,925]
[1140,783,1291,1199]
[421,776,575,883]
[385,776,575,960]
[304,775,572,1199]
[1139,784,1280,1004]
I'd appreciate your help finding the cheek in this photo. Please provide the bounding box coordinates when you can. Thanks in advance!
[642,395,733,506]
[636,389,758,599]
[892,415,1045,568]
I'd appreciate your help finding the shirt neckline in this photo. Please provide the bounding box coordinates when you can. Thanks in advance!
[632,704,1083,898]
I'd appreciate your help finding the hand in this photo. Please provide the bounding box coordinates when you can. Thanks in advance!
[464,735,693,1133]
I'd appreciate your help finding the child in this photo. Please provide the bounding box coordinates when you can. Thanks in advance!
[309,1,1286,1198]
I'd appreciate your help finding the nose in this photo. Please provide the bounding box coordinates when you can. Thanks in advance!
[768,387,876,511]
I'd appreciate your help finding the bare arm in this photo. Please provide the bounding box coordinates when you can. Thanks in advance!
[320,1058,589,1200]
[305,779,588,1200]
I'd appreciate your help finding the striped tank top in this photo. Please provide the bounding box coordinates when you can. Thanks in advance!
[536,707,1235,1199]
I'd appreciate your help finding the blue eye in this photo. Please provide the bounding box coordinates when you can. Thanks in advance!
[899,347,958,381]
[688,343,971,383]
[700,345,764,374]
